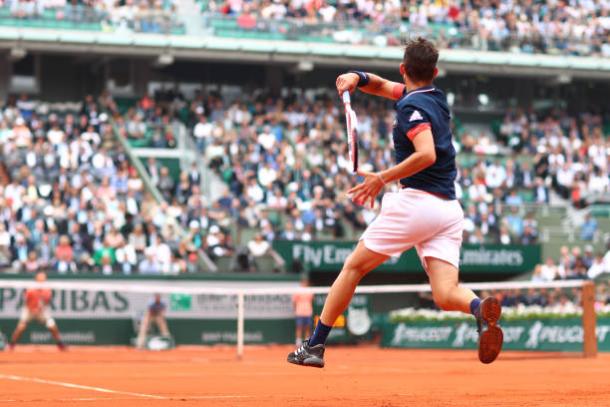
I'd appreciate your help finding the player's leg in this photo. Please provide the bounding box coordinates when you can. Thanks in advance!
[10,308,31,349]
[156,315,170,337]
[9,321,27,349]
[303,317,312,340]
[137,313,151,348]
[425,257,503,364]
[318,241,389,329]
[425,257,477,313]
[45,318,66,350]
[294,320,303,345]
[288,241,389,367]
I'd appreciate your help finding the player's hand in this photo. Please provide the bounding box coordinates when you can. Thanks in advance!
[348,170,385,208]
[336,73,360,95]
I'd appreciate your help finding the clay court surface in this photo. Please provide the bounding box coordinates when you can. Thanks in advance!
[1,346,609,406]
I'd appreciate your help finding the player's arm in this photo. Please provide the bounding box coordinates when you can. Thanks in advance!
[349,130,436,207]
[336,72,404,101]
[377,129,436,183]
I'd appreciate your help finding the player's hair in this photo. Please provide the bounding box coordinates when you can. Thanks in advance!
[403,37,439,83]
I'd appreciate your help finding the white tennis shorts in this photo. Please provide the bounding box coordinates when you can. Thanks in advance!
[19,308,56,328]
[360,188,464,271]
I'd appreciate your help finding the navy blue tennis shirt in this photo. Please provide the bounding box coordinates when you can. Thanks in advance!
[392,85,457,200]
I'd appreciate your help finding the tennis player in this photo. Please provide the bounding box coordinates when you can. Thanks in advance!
[288,37,503,367]
[9,272,66,350]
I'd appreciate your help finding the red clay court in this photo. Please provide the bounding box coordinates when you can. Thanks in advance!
[1,346,609,406]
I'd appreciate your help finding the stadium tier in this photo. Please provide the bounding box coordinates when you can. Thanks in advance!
[0,87,608,279]
[203,0,610,56]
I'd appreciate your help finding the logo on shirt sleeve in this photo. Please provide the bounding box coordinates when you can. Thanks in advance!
[409,110,423,122]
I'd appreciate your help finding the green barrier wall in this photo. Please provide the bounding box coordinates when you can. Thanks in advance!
[381,317,610,352]
[0,319,295,345]
[273,241,541,274]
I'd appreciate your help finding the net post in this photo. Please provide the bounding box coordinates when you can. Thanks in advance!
[237,292,245,360]
[582,281,597,358]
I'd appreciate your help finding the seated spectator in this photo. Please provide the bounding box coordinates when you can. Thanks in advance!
[96,253,115,275]
[0,222,11,267]
[580,214,598,241]
[522,288,547,307]
[504,206,524,240]
[128,223,147,260]
[93,243,116,271]
[115,240,137,275]
[588,253,608,280]
[582,245,595,269]
[55,235,76,274]
[247,233,270,258]
[501,289,520,307]
[157,166,175,201]
[139,249,161,275]
[505,190,523,207]
[205,225,233,260]
[533,257,558,282]
[23,251,41,274]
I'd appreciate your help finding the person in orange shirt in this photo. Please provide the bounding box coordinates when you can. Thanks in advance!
[9,272,66,350]
[292,279,314,346]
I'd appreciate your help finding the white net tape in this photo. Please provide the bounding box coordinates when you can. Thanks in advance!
[0,279,588,296]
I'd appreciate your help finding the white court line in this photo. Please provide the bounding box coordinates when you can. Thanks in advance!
[0,374,168,400]
[0,398,118,402]
[0,374,253,402]
[187,396,252,399]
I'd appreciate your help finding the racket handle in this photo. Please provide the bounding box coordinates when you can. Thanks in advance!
[342,91,351,104]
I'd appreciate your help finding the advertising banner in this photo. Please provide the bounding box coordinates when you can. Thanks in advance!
[381,318,610,352]
[272,241,541,274]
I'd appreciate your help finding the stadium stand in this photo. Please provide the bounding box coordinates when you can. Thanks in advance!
[0,0,608,279]
[0,85,609,277]
[0,93,201,275]
[202,0,610,56]
[0,0,185,34]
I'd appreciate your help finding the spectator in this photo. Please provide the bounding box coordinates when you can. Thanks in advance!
[139,249,161,275]
[580,214,598,241]
[533,257,558,282]
[55,235,76,274]
[115,240,138,275]
[588,253,608,280]
[0,223,11,267]
[157,166,175,201]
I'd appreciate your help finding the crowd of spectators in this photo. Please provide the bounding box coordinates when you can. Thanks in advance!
[1,85,608,275]
[532,242,610,282]
[205,0,610,57]
[0,93,199,275]
[187,88,559,248]
[3,0,181,34]
[496,108,610,208]
[482,282,610,312]
[4,0,610,55]
[481,286,578,311]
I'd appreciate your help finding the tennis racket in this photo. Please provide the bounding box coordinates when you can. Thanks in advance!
[342,91,359,173]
